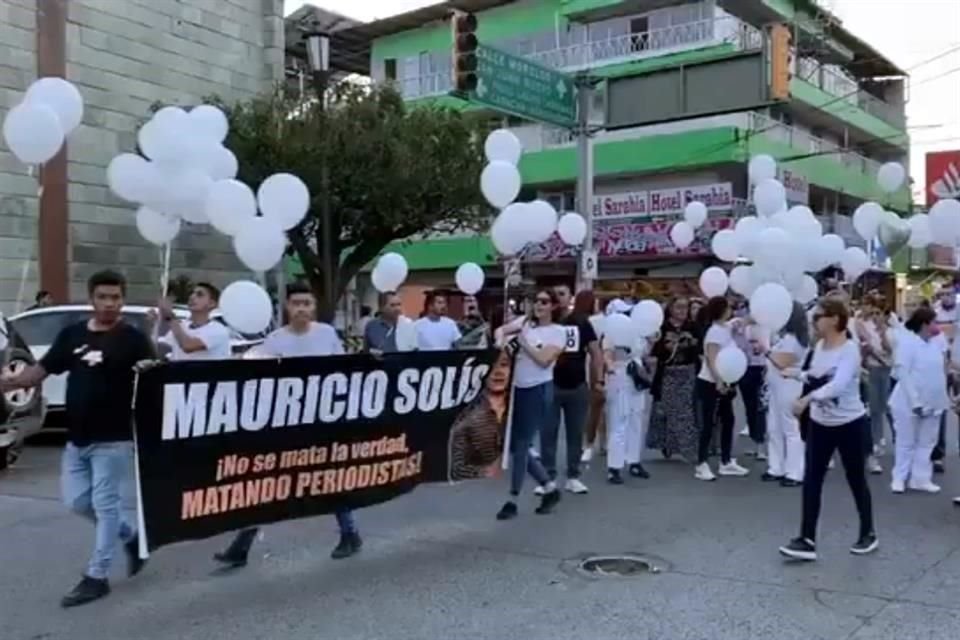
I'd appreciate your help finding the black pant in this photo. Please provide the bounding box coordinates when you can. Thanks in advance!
[697,378,735,464]
[931,411,949,462]
[738,365,766,444]
[801,417,874,542]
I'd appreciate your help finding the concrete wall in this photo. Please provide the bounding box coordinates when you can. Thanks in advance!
[0,0,284,313]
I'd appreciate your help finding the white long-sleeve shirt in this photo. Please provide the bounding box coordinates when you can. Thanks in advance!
[805,339,866,426]
[890,330,949,416]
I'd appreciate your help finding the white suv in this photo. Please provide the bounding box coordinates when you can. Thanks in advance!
[8,305,265,428]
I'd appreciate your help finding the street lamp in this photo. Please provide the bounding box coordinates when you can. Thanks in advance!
[303,29,335,321]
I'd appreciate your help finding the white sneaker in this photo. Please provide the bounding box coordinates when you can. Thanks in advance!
[580,447,593,464]
[908,481,941,494]
[828,458,836,470]
[756,446,768,462]
[565,478,589,494]
[718,459,750,477]
[533,485,546,496]
[739,425,750,437]
[891,479,905,494]
[694,463,716,481]
[868,456,883,475]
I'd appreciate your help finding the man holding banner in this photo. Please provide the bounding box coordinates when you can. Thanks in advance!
[213,283,363,567]
[1,271,153,607]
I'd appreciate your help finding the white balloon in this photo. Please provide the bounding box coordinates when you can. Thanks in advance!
[783,210,822,240]
[139,109,192,162]
[795,275,819,304]
[480,161,521,209]
[2,102,64,164]
[557,212,587,246]
[605,313,637,348]
[754,178,787,217]
[484,129,522,166]
[734,216,763,259]
[670,221,695,249]
[819,233,846,267]
[840,246,870,282]
[220,281,274,335]
[107,153,159,203]
[527,200,558,243]
[729,265,754,296]
[206,179,257,236]
[750,283,793,331]
[24,77,83,134]
[907,214,932,249]
[371,265,391,293]
[710,229,739,262]
[852,202,883,241]
[716,345,748,384]
[395,316,418,352]
[455,263,485,295]
[205,145,239,181]
[490,205,527,255]
[258,173,310,230]
[233,215,287,272]
[630,300,664,338]
[928,199,960,246]
[748,154,777,184]
[159,168,213,224]
[684,201,708,229]
[699,267,729,298]
[757,226,790,266]
[376,252,409,291]
[877,162,906,194]
[135,206,180,246]
[188,105,229,143]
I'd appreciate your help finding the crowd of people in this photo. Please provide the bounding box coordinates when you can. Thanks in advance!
[4,268,960,607]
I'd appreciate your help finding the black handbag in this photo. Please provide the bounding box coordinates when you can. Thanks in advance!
[798,348,831,442]
[626,359,652,391]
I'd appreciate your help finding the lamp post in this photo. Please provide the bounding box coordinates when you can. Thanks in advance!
[304,29,335,321]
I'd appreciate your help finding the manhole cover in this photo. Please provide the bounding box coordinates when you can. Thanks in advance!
[578,555,658,577]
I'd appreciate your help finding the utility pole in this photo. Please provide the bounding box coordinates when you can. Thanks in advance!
[575,73,600,292]
[304,29,336,322]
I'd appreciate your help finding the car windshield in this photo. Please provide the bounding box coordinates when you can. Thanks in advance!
[11,310,154,346]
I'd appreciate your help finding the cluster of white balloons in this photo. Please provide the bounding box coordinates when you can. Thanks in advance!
[2,77,83,165]
[670,201,709,249]
[481,129,587,255]
[603,300,664,348]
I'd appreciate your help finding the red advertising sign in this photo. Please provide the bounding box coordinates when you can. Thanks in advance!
[925,150,960,205]
[527,217,734,262]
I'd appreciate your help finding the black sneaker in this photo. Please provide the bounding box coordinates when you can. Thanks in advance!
[61,576,110,608]
[850,533,879,556]
[780,478,802,488]
[496,501,518,520]
[331,532,362,559]
[535,489,561,514]
[629,463,650,479]
[761,472,784,482]
[933,460,945,474]
[125,535,147,577]
[213,548,249,568]
[607,469,624,485]
[778,537,817,561]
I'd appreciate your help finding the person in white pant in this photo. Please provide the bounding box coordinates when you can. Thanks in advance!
[760,302,809,487]
[604,325,651,484]
[889,306,949,494]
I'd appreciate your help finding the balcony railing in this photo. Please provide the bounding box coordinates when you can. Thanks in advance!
[528,15,762,72]
[748,112,882,176]
[797,57,905,129]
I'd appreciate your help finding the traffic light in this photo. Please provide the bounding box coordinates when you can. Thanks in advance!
[451,11,478,93]
[769,23,792,101]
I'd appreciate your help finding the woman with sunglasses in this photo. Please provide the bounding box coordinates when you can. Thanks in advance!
[496,289,566,520]
[888,306,949,494]
[779,297,877,561]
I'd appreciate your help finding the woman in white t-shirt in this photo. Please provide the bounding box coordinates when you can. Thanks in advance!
[496,289,566,520]
[694,296,749,481]
[889,306,949,494]
[779,297,877,562]
[760,302,809,487]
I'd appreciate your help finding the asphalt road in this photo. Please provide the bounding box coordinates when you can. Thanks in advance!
[3,425,960,640]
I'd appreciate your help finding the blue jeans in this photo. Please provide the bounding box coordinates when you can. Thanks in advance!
[61,442,137,580]
[228,509,356,556]
[510,383,552,495]
[541,384,589,480]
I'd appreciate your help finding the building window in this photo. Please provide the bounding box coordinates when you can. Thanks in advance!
[384,59,397,81]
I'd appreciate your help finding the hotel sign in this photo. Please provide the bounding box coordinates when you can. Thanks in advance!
[592,182,734,220]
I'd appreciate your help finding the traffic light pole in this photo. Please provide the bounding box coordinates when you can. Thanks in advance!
[575,73,599,292]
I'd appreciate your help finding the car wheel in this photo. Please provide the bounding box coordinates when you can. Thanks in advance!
[3,348,41,417]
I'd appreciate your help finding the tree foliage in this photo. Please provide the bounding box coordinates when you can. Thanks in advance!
[220,82,488,318]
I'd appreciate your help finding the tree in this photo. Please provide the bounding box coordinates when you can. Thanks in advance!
[221,83,488,320]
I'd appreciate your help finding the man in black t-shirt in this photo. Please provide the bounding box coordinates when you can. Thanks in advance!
[1,270,154,608]
[537,284,604,495]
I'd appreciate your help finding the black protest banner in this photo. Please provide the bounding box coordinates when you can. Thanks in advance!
[133,349,510,550]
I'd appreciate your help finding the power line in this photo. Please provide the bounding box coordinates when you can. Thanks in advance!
[910,65,960,89]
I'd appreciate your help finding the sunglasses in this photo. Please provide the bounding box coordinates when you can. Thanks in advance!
[534,297,552,305]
